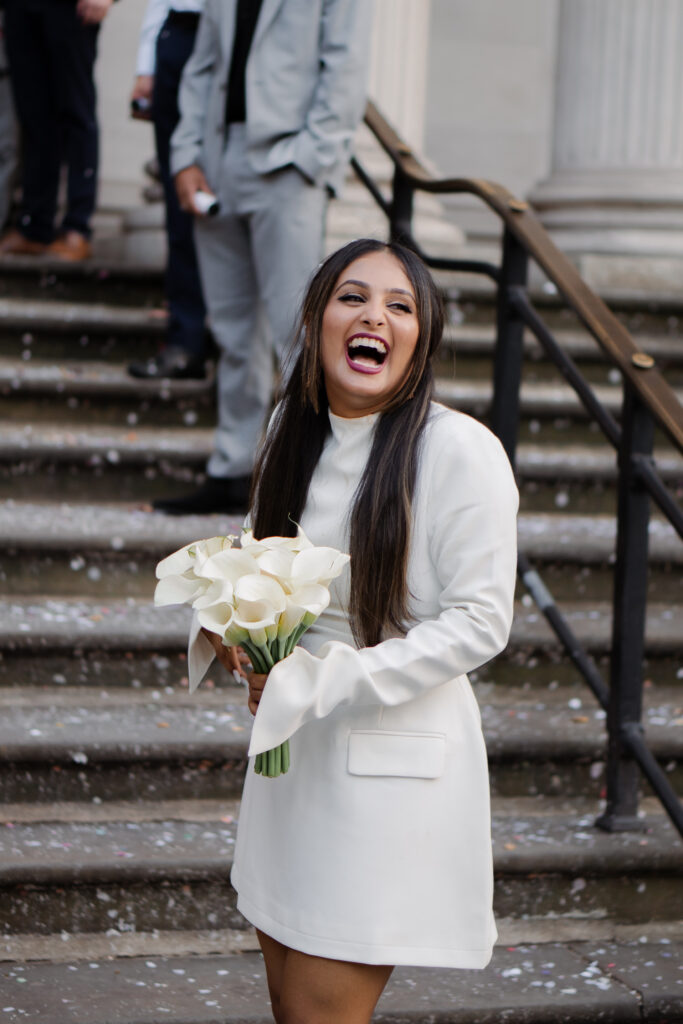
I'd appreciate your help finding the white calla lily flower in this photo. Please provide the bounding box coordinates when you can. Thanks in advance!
[154,573,209,607]
[192,578,234,610]
[155,535,236,580]
[155,542,196,580]
[291,546,350,587]
[255,547,297,590]
[240,525,313,557]
[234,572,288,610]
[232,596,281,649]
[195,547,259,582]
[196,599,235,638]
[278,583,330,637]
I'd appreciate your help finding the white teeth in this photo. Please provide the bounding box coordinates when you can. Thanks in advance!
[348,337,387,355]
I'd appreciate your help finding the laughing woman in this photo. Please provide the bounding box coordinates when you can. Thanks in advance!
[203,238,519,1023]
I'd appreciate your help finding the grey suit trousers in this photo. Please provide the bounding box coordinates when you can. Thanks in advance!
[194,125,327,480]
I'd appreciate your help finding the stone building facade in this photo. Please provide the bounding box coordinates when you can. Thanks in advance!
[94,0,683,290]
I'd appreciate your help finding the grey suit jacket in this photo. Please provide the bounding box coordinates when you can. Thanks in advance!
[170,0,373,196]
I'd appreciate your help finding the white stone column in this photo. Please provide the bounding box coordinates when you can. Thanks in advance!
[530,0,683,282]
[367,0,431,152]
[335,0,464,258]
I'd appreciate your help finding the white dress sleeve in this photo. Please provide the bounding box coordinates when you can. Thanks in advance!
[248,417,519,757]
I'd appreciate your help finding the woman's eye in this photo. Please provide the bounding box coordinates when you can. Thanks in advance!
[339,293,364,303]
[389,302,413,314]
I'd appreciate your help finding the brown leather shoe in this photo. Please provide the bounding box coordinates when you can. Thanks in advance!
[0,228,49,256]
[47,231,92,262]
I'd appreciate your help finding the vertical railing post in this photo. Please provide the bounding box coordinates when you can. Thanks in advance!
[490,227,529,469]
[596,384,654,832]
[390,166,415,248]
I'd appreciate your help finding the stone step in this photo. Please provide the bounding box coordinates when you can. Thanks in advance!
[0,501,242,556]
[0,685,679,802]
[1,503,681,600]
[0,797,680,939]
[4,355,683,422]
[0,297,166,338]
[2,643,680,695]
[6,501,682,561]
[0,796,679,954]
[4,939,682,1024]
[2,295,681,377]
[1,596,680,658]
[2,293,682,372]
[0,257,164,305]
[0,421,680,485]
[437,376,683,419]
[442,321,683,365]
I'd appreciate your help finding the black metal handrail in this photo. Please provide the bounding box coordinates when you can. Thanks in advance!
[352,101,683,838]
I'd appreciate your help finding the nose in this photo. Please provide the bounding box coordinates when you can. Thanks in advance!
[360,300,385,327]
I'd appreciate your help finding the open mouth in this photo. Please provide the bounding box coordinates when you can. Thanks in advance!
[345,335,388,375]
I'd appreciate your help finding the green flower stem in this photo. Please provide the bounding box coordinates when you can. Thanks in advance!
[242,642,267,674]
[248,625,310,778]
[257,643,275,670]
[276,635,288,661]
[253,740,290,778]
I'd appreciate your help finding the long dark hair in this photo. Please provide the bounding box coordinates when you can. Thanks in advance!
[250,238,444,646]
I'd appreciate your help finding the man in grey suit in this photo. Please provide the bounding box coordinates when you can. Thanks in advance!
[154,0,373,514]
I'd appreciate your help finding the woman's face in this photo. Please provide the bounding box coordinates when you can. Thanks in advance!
[320,251,420,418]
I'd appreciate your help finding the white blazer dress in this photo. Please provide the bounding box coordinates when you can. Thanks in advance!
[231,402,519,969]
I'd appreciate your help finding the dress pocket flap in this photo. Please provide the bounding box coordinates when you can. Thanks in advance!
[347,730,446,779]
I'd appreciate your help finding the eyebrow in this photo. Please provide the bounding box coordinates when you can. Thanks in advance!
[335,278,415,299]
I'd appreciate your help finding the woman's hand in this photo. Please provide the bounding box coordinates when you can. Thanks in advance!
[200,629,268,717]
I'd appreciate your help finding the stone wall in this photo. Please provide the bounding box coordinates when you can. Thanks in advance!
[96,0,155,210]
[423,0,558,204]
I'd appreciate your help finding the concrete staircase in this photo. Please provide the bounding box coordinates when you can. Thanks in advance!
[0,246,681,1022]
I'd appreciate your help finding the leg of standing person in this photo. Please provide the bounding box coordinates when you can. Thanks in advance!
[203,144,327,479]
[248,163,327,375]
[0,0,59,254]
[153,128,326,515]
[209,147,327,482]
[129,12,208,380]
[44,1,99,261]
[153,128,266,514]
[257,929,393,1024]
[0,15,18,232]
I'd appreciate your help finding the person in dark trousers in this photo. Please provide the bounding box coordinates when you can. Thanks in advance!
[0,6,18,232]
[0,0,114,262]
[128,0,210,380]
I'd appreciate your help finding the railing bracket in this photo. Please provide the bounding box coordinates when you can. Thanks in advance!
[595,808,648,834]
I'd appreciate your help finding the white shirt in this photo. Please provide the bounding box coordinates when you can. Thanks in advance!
[136,0,205,77]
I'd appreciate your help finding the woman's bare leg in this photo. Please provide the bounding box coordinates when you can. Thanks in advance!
[257,929,290,1021]
[257,928,393,1024]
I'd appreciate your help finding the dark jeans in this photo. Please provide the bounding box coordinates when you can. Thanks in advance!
[153,14,207,358]
[3,0,99,242]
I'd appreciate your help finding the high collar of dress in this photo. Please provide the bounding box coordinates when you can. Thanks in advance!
[328,410,380,445]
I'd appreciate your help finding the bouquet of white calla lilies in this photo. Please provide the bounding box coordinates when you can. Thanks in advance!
[154,527,349,777]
